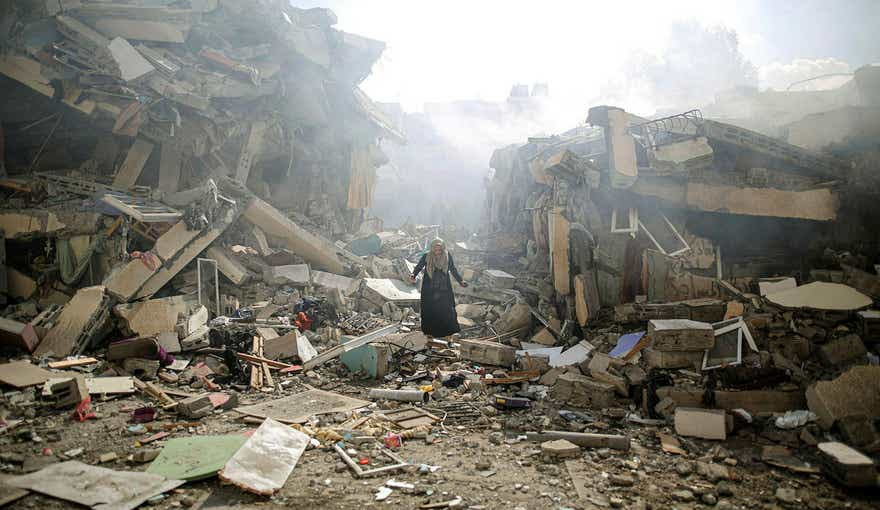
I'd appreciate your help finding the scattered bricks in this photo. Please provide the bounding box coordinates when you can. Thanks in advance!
[132,449,160,463]
[818,334,867,367]
[674,408,727,440]
[122,358,160,380]
[817,442,877,487]
[458,338,517,367]
[648,319,714,351]
[177,394,212,419]
[551,372,615,408]
[806,366,880,429]
[622,365,647,387]
[540,439,581,460]
[837,415,879,449]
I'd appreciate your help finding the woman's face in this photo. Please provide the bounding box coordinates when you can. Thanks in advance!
[432,244,443,256]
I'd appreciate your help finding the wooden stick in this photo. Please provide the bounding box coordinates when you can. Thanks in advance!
[237,352,295,369]
[48,357,98,369]
[525,430,630,451]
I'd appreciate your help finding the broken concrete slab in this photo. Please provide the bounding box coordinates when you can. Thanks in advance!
[114,295,194,337]
[362,278,420,306]
[817,442,877,488]
[493,303,531,334]
[685,182,838,221]
[657,386,806,415]
[758,277,797,296]
[112,138,154,189]
[243,197,347,274]
[7,267,37,300]
[765,282,872,311]
[218,418,309,496]
[458,338,517,367]
[806,366,880,429]
[311,270,358,295]
[6,460,183,510]
[34,286,110,358]
[205,246,250,285]
[234,388,369,424]
[674,407,727,440]
[0,360,54,388]
[551,372,615,409]
[263,264,311,286]
[647,319,714,351]
[483,269,516,289]
[642,347,703,370]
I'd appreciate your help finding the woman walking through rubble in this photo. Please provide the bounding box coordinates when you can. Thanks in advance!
[410,239,468,338]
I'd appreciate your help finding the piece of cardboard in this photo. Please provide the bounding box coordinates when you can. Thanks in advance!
[0,361,54,388]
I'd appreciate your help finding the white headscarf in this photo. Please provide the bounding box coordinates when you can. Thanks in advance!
[425,238,448,278]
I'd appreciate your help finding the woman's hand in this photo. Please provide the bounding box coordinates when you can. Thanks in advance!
[460,281,469,288]
[409,275,417,284]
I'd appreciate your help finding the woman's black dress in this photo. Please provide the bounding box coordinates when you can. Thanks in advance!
[412,253,463,337]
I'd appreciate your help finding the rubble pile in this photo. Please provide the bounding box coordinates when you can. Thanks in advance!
[0,2,879,507]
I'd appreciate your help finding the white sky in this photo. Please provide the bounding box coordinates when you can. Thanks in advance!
[293,1,877,113]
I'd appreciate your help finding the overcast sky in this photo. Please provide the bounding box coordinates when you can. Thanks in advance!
[292,0,878,114]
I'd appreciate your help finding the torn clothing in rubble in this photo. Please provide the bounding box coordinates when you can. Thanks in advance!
[412,250,464,338]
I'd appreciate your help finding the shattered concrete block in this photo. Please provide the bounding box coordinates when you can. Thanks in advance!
[263,264,311,286]
[456,304,488,320]
[180,325,210,351]
[817,442,877,487]
[551,372,615,409]
[483,269,516,289]
[648,319,714,351]
[458,339,516,367]
[178,395,213,419]
[492,303,531,334]
[312,270,358,295]
[34,286,110,358]
[674,408,727,440]
[806,366,880,429]
[0,317,40,352]
[541,439,581,460]
[654,397,677,419]
[818,334,867,367]
[529,327,556,346]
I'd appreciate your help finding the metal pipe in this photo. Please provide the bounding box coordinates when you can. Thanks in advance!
[368,388,429,404]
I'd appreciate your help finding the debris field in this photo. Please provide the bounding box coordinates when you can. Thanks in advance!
[1,1,880,510]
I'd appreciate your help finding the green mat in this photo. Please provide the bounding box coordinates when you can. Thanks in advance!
[146,435,248,482]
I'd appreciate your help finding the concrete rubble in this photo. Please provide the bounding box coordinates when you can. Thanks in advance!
[0,2,878,508]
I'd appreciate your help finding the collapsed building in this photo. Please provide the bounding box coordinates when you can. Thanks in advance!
[0,1,879,507]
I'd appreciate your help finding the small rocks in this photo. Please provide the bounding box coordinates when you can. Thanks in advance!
[671,490,694,502]
[674,460,694,476]
[715,481,734,497]
[488,432,504,445]
[608,474,634,487]
[701,493,718,505]
[775,487,797,504]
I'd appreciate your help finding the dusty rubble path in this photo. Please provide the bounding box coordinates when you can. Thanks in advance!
[3,394,878,510]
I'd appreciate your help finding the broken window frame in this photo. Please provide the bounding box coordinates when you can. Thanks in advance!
[610,207,639,234]
[638,212,690,257]
[197,258,220,318]
[702,317,757,370]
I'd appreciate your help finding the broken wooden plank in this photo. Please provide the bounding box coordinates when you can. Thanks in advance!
[112,138,154,189]
[48,357,98,370]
